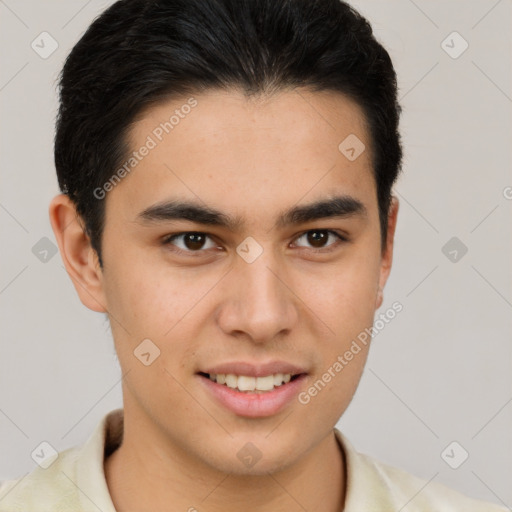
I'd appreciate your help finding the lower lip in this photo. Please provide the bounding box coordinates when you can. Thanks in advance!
[198,374,307,418]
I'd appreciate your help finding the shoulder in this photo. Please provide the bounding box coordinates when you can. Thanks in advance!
[335,429,507,512]
[0,446,82,511]
[360,452,506,511]
[0,408,121,512]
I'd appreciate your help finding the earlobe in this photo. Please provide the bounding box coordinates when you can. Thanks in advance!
[49,194,107,313]
[376,196,399,308]
[375,287,384,309]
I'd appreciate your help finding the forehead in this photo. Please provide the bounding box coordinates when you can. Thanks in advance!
[108,88,376,225]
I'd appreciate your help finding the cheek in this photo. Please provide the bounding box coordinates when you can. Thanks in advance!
[297,339,370,433]
[300,253,381,335]
[103,266,201,402]
[102,257,221,381]
[295,242,380,404]
[102,255,201,339]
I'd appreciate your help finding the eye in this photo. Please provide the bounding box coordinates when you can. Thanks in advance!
[292,229,347,251]
[162,232,219,253]
[161,229,347,256]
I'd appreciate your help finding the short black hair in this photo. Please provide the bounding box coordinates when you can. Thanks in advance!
[55,0,403,266]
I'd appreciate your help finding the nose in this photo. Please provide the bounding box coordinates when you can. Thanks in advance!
[215,254,299,344]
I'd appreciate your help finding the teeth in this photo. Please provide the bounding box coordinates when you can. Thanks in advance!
[225,374,238,389]
[238,376,256,391]
[256,375,275,391]
[208,373,295,392]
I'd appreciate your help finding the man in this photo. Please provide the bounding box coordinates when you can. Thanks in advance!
[0,0,505,510]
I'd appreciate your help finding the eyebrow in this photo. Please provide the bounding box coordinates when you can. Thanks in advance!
[137,195,367,231]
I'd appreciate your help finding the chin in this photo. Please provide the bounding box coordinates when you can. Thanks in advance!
[200,439,300,477]
[211,454,294,477]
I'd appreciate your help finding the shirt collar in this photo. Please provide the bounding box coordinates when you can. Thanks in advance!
[76,408,123,512]
[75,408,390,511]
[334,429,396,511]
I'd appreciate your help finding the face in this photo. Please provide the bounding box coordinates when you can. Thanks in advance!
[55,88,397,476]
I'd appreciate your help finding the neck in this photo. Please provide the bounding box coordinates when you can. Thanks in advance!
[104,409,346,512]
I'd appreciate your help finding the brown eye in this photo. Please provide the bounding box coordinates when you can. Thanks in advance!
[182,233,207,250]
[163,232,217,252]
[293,230,346,250]
[307,231,329,248]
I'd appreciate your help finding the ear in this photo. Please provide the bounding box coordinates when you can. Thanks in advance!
[375,196,399,309]
[49,194,107,313]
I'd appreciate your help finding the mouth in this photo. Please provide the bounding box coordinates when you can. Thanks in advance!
[196,364,308,418]
[198,371,304,393]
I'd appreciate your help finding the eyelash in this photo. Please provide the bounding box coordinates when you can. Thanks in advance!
[161,229,348,256]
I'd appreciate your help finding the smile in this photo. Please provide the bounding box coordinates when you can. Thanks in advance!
[201,372,298,392]
[197,366,308,418]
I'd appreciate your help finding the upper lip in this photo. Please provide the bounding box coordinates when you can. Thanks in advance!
[200,361,308,377]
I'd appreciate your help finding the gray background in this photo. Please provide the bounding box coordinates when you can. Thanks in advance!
[1,0,511,508]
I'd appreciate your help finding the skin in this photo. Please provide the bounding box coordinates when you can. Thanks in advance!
[49,88,398,512]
